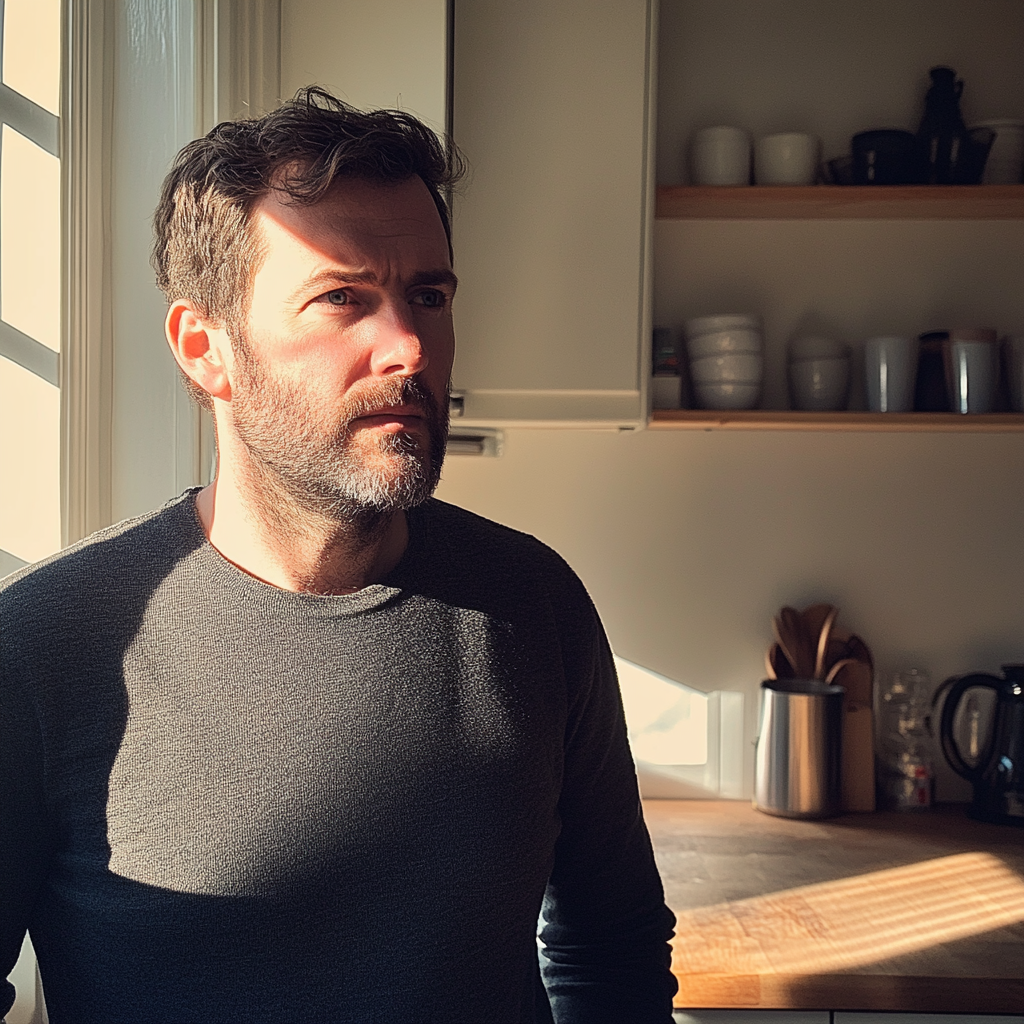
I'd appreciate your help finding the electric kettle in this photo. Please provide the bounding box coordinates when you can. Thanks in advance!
[936,664,1024,827]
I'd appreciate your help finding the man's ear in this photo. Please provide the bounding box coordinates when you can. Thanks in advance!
[165,300,233,402]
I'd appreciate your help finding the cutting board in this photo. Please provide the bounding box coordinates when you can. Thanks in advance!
[835,660,875,812]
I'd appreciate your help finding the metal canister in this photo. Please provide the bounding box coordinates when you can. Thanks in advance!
[754,679,845,819]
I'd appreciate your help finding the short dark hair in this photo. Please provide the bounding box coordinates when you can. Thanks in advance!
[152,86,465,409]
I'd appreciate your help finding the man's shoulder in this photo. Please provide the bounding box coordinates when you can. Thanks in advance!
[0,490,202,619]
[414,498,590,602]
[418,498,566,563]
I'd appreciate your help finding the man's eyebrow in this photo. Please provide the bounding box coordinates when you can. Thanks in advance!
[291,267,459,305]
[407,269,459,292]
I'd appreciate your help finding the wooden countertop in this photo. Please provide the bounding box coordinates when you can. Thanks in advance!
[642,800,1024,1014]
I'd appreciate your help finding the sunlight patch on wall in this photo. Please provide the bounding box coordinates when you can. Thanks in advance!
[0,354,60,562]
[671,852,1024,978]
[1,125,61,352]
[2,0,61,116]
[617,656,708,765]
[615,656,746,799]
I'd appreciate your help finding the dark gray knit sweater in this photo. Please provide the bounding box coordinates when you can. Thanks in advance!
[0,492,676,1023]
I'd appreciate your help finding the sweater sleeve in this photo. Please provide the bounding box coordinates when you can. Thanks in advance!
[538,593,677,1024]
[0,668,50,1021]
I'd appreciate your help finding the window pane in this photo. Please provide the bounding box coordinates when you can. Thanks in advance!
[0,353,60,562]
[1,124,60,352]
[2,0,61,116]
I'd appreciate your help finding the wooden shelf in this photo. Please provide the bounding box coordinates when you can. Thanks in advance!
[656,184,1024,220]
[650,409,1024,432]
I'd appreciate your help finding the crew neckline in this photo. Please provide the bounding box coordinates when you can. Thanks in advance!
[174,488,429,616]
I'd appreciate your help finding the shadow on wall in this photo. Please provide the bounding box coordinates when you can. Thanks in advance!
[616,656,744,800]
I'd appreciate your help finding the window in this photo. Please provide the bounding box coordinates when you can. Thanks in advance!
[0,0,61,579]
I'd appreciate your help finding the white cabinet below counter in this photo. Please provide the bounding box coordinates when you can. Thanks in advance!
[673,1015,1024,1024]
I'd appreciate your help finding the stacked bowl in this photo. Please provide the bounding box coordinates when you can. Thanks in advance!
[685,314,764,410]
[788,336,851,411]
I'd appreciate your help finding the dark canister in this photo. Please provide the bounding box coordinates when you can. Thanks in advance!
[852,130,917,185]
[914,331,951,411]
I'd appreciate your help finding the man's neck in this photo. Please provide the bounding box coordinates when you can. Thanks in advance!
[194,473,410,596]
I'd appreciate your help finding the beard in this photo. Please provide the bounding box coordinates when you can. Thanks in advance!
[227,328,449,526]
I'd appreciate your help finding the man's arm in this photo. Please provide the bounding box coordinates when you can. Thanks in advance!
[0,667,50,1021]
[538,598,677,1024]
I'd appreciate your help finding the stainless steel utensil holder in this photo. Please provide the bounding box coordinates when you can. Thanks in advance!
[754,678,844,819]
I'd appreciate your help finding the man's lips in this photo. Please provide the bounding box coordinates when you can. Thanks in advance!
[351,406,426,431]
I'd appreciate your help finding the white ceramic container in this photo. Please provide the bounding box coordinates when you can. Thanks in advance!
[946,338,997,414]
[693,380,762,410]
[689,352,764,385]
[685,313,762,338]
[755,132,820,185]
[689,126,751,186]
[864,335,919,413]
[686,329,764,361]
[789,357,850,411]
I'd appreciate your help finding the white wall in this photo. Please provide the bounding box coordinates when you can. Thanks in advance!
[281,0,446,132]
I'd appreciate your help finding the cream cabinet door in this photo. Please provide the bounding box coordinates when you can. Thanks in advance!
[451,0,656,426]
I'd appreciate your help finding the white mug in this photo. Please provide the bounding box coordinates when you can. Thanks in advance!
[946,339,997,414]
[689,126,751,186]
[864,336,918,413]
[755,132,820,186]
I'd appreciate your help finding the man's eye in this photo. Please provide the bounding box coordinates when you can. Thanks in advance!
[323,289,351,306]
[412,289,446,309]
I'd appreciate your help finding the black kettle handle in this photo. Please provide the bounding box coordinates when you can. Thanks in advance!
[937,673,1001,781]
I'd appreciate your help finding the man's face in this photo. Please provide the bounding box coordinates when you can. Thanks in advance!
[225,175,456,520]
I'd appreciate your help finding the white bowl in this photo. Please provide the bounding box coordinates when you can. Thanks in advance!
[788,357,850,411]
[689,352,764,384]
[685,313,761,339]
[789,335,850,361]
[687,328,764,360]
[755,132,820,185]
[693,380,762,410]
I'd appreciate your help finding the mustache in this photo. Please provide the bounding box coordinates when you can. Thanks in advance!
[342,377,439,425]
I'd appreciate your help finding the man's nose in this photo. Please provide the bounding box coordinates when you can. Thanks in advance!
[368,304,428,378]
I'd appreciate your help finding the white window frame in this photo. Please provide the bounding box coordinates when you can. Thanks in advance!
[61,0,280,545]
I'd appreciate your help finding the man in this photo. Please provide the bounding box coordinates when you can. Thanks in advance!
[1,88,676,1023]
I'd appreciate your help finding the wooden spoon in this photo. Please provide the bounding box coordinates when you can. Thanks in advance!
[766,642,796,680]
[779,606,814,678]
[799,603,834,647]
[815,606,840,680]
[773,613,807,679]
[825,657,858,685]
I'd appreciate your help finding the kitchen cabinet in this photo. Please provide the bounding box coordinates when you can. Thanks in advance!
[450,1,1024,431]
[450,0,656,427]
